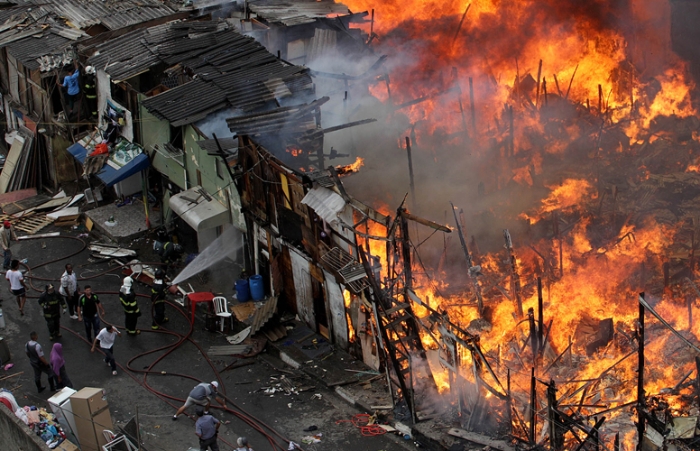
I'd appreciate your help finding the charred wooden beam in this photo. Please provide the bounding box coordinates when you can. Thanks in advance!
[573,417,605,451]
[392,85,459,111]
[548,380,564,451]
[537,277,544,355]
[405,137,416,210]
[504,229,523,317]
[400,211,451,232]
[322,118,377,134]
[636,294,645,451]
[529,367,536,445]
[451,202,483,316]
[469,77,477,136]
[451,3,471,47]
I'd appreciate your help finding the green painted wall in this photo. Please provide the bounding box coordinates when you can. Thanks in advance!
[183,125,245,231]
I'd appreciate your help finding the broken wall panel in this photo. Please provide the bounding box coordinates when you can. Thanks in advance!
[323,269,348,349]
[290,246,316,331]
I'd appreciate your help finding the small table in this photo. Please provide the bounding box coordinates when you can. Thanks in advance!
[186,292,214,324]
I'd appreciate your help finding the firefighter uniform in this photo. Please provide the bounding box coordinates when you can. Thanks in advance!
[151,274,168,329]
[120,290,140,335]
[38,285,66,340]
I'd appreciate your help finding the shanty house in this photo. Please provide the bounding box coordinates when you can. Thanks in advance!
[0,0,181,192]
[84,19,315,250]
[228,100,385,366]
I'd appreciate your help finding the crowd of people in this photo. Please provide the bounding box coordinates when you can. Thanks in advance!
[8,249,240,451]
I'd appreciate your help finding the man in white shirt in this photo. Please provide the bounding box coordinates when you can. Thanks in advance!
[5,259,26,315]
[60,263,79,319]
[91,324,121,376]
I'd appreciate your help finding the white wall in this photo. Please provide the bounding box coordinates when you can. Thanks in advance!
[96,69,133,142]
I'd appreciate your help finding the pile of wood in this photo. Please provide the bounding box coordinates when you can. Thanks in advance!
[0,190,84,235]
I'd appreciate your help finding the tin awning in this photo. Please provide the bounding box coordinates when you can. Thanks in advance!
[169,186,229,231]
[67,143,150,187]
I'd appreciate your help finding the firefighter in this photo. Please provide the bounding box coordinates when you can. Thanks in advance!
[38,284,66,340]
[83,66,98,119]
[151,268,168,330]
[120,276,140,335]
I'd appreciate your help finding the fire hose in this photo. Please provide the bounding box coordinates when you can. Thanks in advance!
[16,234,302,450]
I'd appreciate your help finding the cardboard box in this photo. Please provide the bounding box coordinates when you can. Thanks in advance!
[55,439,80,451]
[69,387,113,451]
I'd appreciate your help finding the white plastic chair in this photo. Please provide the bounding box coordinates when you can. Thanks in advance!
[102,429,138,451]
[213,296,232,332]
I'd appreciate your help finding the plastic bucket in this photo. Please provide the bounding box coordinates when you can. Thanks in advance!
[249,275,264,301]
[235,279,250,302]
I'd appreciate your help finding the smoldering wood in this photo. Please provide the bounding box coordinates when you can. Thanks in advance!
[535,59,542,107]
[637,294,645,451]
[504,229,524,317]
[553,73,563,96]
[529,367,536,444]
[572,416,605,451]
[469,77,477,136]
[451,3,471,47]
[405,136,416,210]
[565,63,578,99]
[451,201,484,316]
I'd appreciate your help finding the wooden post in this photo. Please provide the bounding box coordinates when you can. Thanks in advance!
[565,64,578,100]
[508,104,515,158]
[451,3,471,47]
[504,229,523,317]
[451,202,484,316]
[598,84,603,113]
[636,293,645,451]
[370,8,374,37]
[535,59,542,107]
[469,77,477,137]
[543,77,548,106]
[529,367,536,444]
[553,74,563,96]
[614,432,620,451]
[528,308,538,366]
[384,73,392,106]
[695,356,700,400]
[400,209,412,290]
[537,277,544,353]
[547,380,558,450]
[452,67,470,140]
[405,137,416,210]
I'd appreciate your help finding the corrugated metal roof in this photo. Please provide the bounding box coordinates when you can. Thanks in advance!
[301,186,347,226]
[197,137,238,154]
[6,31,72,70]
[0,0,177,71]
[248,0,350,26]
[226,97,328,136]
[141,26,314,126]
[22,0,176,31]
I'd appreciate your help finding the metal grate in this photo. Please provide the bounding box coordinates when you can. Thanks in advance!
[319,244,369,293]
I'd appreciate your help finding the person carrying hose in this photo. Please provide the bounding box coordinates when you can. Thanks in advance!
[120,276,140,335]
[151,268,168,330]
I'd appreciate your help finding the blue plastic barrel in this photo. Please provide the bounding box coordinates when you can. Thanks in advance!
[235,279,250,302]
[249,275,264,301]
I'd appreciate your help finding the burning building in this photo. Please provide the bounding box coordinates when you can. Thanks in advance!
[277,0,700,449]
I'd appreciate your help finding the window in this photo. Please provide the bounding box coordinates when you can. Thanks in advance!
[196,169,202,187]
[216,157,224,179]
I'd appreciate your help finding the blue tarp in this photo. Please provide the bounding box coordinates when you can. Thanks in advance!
[67,143,150,187]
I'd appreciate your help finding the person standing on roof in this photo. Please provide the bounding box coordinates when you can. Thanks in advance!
[6,259,26,316]
[151,268,168,330]
[38,284,66,341]
[78,285,105,342]
[60,263,79,320]
[195,407,221,451]
[1,220,17,270]
[83,66,97,119]
[173,381,225,420]
[25,331,57,393]
[57,63,80,120]
[120,276,140,335]
[91,324,121,376]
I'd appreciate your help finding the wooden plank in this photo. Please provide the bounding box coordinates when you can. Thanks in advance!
[0,134,25,194]
[3,194,52,215]
[323,270,348,350]
[447,428,515,451]
[0,188,37,206]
